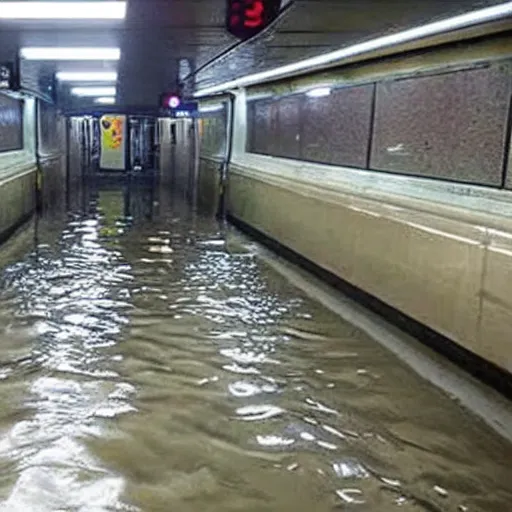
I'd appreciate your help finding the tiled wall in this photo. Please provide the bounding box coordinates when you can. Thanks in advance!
[199,107,227,158]
[302,85,374,168]
[0,94,23,153]
[371,66,511,186]
[38,100,60,155]
[246,61,512,188]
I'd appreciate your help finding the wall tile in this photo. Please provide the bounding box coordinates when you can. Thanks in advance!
[246,101,255,153]
[251,99,279,155]
[301,84,374,168]
[275,95,301,159]
[38,101,59,154]
[0,93,22,153]
[200,109,226,157]
[371,65,512,186]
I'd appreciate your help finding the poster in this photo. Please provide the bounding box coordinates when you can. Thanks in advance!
[100,115,126,170]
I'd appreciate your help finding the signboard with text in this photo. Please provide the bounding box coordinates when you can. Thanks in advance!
[100,115,127,170]
[159,101,199,119]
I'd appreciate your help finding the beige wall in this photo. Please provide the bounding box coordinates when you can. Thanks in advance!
[227,164,512,375]
[195,35,512,376]
[0,171,36,239]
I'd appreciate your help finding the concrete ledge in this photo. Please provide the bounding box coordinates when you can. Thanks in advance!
[0,150,36,182]
[232,152,512,230]
[0,168,36,243]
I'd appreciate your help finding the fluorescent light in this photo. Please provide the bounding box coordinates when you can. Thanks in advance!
[306,87,331,98]
[195,2,512,97]
[21,47,121,61]
[95,97,116,104]
[0,2,126,19]
[199,104,224,113]
[247,92,273,101]
[56,71,118,82]
[72,86,116,97]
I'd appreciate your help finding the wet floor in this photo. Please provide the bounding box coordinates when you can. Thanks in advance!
[0,177,510,511]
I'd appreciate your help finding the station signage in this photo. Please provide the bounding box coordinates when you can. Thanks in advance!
[162,101,199,119]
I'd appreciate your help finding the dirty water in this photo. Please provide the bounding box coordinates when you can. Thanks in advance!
[0,178,509,512]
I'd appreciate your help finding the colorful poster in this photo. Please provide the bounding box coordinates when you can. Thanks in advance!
[100,115,126,170]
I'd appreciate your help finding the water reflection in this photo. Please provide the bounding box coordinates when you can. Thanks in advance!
[0,176,509,511]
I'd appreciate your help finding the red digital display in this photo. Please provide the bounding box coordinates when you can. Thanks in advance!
[226,0,281,40]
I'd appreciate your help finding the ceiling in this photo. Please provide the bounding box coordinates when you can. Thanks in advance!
[0,0,508,109]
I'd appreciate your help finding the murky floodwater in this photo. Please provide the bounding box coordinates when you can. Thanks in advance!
[0,177,510,512]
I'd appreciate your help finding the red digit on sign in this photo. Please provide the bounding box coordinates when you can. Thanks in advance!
[244,0,264,28]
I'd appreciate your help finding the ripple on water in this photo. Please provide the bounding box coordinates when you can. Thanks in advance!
[0,193,509,512]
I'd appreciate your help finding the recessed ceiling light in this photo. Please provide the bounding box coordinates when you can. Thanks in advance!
[21,47,121,61]
[306,87,331,98]
[0,2,126,19]
[71,86,116,97]
[199,105,224,113]
[56,71,118,82]
[95,97,116,104]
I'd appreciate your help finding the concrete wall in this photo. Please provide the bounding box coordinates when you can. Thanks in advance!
[197,156,221,215]
[198,34,512,375]
[196,103,228,214]
[0,96,37,240]
[159,117,199,204]
[38,103,67,215]
[0,95,67,242]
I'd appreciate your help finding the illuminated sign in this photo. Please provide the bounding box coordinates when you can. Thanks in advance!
[226,0,281,40]
[172,101,199,118]
[160,92,181,109]
[168,95,180,108]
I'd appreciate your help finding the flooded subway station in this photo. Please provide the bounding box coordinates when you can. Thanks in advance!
[0,176,508,511]
[0,0,512,511]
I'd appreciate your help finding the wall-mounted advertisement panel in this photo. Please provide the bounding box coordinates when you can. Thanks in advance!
[100,114,126,170]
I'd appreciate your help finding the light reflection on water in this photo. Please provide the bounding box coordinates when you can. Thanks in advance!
[0,180,509,511]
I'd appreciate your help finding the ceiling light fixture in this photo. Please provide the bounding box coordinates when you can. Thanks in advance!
[199,104,224,113]
[194,2,512,97]
[56,71,118,82]
[306,87,331,98]
[95,97,116,104]
[0,2,127,20]
[71,86,116,97]
[21,47,121,61]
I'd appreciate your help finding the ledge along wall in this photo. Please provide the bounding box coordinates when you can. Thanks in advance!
[197,33,512,378]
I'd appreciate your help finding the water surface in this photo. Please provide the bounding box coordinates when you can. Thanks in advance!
[0,178,510,511]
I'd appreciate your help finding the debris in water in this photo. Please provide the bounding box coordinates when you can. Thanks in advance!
[434,485,448,497]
